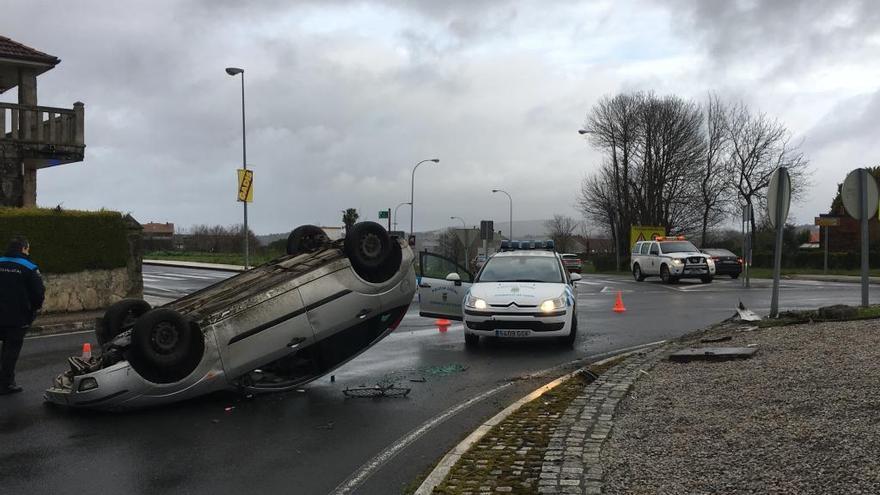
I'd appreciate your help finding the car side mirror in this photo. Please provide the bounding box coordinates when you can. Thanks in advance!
[570,273,582,282]
[446,272,462,286]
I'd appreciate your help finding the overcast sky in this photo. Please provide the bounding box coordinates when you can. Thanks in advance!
[4,0,879,235]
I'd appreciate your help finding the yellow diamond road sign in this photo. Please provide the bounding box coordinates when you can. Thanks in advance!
[237,169,253,203]
[630,225,665,249]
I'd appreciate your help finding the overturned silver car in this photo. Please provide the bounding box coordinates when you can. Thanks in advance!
[45,222,415,410]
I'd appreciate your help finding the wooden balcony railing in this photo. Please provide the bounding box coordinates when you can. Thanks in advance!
[0,102,84,147]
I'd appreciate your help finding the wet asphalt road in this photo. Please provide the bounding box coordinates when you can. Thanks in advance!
[2,265,876,495]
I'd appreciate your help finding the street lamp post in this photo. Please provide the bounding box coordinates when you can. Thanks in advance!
[492,189,513,241]
[451,216,468,266]
[226,66,249,269]
[410,158,440,238]
[394,202,411,231]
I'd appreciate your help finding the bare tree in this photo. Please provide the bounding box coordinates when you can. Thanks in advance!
[544,214,579,252]
[724,102,810,235]
[696,94,733,246]
[437,227,463,265]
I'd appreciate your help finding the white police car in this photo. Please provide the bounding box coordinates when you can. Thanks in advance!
[417,245,581,347]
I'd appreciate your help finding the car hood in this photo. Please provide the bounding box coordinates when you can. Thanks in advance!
[470,282,567,306]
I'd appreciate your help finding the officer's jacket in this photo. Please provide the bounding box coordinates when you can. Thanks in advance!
[0,253,45,328]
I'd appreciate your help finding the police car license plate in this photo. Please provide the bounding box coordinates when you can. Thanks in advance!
[496,330,530,337]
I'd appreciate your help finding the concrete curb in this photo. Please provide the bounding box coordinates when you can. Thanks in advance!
[412,340,667,495]
[143,259,245,272]
[27,316,98,338]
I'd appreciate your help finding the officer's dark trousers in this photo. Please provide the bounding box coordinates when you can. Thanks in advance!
[0,326,26,385]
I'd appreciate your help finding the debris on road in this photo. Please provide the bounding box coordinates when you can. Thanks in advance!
[343,383,411,398]
[420,363,467,376]
[700,335,732,343]
[409,377,426,383]
[735,301,762,322]
[669,347,758,362]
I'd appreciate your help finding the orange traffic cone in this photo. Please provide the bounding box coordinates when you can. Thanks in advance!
[613,291,626,313]
[436,319,451,332]
[81,343,92,360]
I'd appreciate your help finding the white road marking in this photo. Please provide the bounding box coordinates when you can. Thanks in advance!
[331,340,668,495]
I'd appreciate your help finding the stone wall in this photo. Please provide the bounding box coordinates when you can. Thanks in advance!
[42,267,141,313]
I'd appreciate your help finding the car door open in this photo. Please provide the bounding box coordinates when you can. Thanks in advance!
[418,252,473,320]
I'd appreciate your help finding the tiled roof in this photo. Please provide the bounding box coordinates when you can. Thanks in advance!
[0,35,59,65]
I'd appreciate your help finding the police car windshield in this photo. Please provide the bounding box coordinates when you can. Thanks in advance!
[477,256,563,283]
[660,241,699,253]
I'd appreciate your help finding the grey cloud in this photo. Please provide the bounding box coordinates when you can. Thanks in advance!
[663,0,880,80]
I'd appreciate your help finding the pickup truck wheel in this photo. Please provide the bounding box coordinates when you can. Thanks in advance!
[98,299,151,345]
[287,225,329,256]
[701,276,713,284]
[660,264,671,283]
[632,264,645,282]
[129,308,204,384]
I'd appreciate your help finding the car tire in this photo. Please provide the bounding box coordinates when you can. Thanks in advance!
[465,332,480,348]
[345,222,398,283]
[98,298,151,346]
[660,264,671,284]
[287,225,329,256]
[633,264,645,282]
[129,308,204,384]
[559,314,578,348]
[701,276,713,284]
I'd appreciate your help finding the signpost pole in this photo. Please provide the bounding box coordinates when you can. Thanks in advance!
[860,168,870,307]
[824,225,829,275]
[770,168,789,318]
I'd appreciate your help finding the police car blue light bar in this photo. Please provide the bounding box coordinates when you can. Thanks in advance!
[500,239,555,251]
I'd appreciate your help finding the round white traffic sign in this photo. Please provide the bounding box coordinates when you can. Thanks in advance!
[842,168,879,220]
[767,167,791,229]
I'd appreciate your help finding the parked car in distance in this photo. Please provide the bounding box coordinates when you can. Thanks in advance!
[561,253,582,273]
[701,248,743,279]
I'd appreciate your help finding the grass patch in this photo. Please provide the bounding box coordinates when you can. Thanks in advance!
[425,359,620,495]
[747,267,880,278]
[758,304,880,328]
[144,250,282,266]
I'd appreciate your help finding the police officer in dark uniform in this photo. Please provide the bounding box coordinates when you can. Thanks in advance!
[0,236,45,395]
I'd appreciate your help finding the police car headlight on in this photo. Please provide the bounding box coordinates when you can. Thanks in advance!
[466,295,488,310]
[671,259,684,266]
[539,295,566,313]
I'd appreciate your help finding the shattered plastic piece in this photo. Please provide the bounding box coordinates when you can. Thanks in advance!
[343,382,411,398]
[735,305,761,322]
[638,369,650,376]
[747,343,758,348]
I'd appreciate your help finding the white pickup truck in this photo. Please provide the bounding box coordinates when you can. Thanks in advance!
[630,237,715,284]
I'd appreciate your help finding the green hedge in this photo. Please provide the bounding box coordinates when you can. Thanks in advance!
[0,208,131,274]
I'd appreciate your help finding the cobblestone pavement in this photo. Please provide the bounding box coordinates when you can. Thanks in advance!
[537,349,665,494]
[429,348,665,495]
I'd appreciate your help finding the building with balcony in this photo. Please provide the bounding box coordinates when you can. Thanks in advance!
[0,35,84,207]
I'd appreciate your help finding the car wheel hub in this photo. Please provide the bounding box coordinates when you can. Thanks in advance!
[151,322,180,354]
[360,233,382,259]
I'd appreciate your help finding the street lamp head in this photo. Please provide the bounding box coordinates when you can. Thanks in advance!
[578,129,588,135]
[225,67,244,76]
[492,189,499,193]
[430,159,439,163]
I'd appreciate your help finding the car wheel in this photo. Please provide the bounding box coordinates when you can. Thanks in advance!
[632,264,645,282]
[287,225,329,256]
[98,299,151,346]
[660,264,671,283]
[701,276,713,284]
[345,222,398,282]
[465,332,480,348]
[559,314,578,348]
[129,308,204,384]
